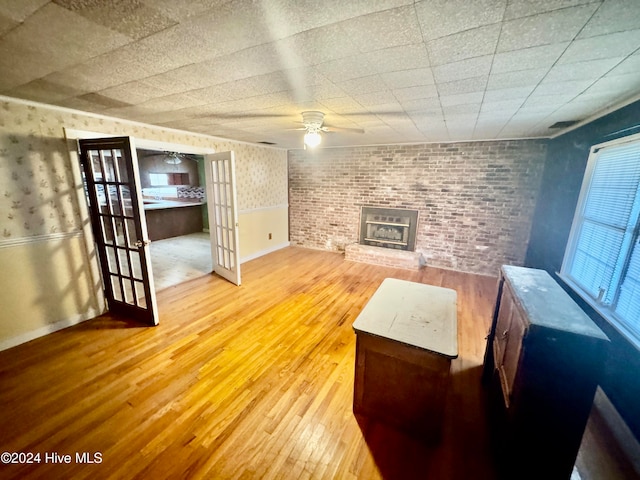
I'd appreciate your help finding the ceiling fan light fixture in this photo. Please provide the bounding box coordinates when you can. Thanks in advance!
[164,152,182,164]
[304,130,322,148]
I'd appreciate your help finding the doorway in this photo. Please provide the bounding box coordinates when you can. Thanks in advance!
[70,130,241,326]
[136,148,212,291]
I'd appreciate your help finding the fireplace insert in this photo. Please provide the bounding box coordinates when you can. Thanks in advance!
[359,207,418,251]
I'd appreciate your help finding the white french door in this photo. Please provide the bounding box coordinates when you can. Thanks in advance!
[204,152,241,286]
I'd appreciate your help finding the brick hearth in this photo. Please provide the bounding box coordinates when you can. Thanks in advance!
[345,243,425,270]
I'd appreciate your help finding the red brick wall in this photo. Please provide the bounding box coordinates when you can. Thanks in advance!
[288,140,547,276]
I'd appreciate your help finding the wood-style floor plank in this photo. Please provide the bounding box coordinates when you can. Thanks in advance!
[0,246,549,479]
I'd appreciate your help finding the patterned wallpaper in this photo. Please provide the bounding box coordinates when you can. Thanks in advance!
[0,98,288,240]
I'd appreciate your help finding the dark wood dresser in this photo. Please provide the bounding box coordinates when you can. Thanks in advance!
[483,265,610,479]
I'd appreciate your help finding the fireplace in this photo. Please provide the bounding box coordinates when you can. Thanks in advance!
[359,207,418,251]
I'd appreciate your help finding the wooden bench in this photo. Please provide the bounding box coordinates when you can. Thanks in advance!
[352,278,458,439]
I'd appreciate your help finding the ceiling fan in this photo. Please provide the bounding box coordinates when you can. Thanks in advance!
[139,150,198,165]
[293,111,364,149]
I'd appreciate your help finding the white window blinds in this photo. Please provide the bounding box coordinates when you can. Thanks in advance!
[562,136,640,345]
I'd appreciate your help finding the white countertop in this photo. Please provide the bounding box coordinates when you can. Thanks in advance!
[143,199,205,211]
[352,278,458,358]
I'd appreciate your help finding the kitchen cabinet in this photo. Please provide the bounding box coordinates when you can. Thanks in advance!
[144,202,204,241]
[483,266,609,479]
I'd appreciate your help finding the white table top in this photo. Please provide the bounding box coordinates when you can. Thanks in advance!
[352,278,458,358]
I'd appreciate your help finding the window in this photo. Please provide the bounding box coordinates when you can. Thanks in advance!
[561,133,640,348]
[149,172,190,186]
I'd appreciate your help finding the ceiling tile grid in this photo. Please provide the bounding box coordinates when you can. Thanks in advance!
[1,0,639,148]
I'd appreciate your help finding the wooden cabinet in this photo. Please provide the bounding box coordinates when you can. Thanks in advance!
[145,205,204,241]
[353,278,457,440]
[483,266,609,479]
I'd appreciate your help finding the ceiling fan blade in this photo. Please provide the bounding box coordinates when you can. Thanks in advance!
[323,124,365,134]
[195,112,293,120]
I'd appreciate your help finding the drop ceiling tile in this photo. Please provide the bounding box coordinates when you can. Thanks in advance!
[605,53,640,76]
[428,24,501,65]
[440,92,484,107]
[53,0,178,40]
[338,5,423,53]
[0,12,18,35]
[274,22,360,68]
[318,96,368,114]
[414,0,505,41]
[339,75,388,95]
[365,43,431,73]
[393,84,439,101]
[184,2,277,58]
[5,78,88,103]
[433,55,493,83]
[99,80,175,105]
[480,99,525,113]
[533,79,593,96]
[578,0,640,38]
[483,86,535,102]
[52,96,109,113]
[498,4,599,52]
[583,72,640,96]
[491,42,569,74]
[436,76,488,96]
[142,64,225,95]
[78,93,133,109]
[381,68,435,89]
[442,103,481,115]
[134,23,223,67]
[0,0,48,22]
[140,0,231,21]
[503,0,598,20]
[41,46,165,94]
[409,112,445,125]
[473,127,505,140]
[542,57,624,83]
[306,82,349,100]
[557,29,640,64]
[486,68,548,90]
[222,71,292,99]
[316,55,377,83]
[2,3,131,64]
[400,97,443,113]
[353,90,398,107]
[520,94,572,111]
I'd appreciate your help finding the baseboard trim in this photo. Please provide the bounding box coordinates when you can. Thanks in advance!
[240,242,290,264]
[0,308,102,352]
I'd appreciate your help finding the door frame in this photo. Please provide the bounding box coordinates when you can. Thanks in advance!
[65,128,220,318]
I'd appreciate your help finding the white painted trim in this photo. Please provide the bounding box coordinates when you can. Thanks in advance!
[0,231,83,249]
[64,128,217,156]
[238,204,289,215]
[549,92,640,140]
[0,307,102,352]
[240,242,290,264]
[288,136,550,151]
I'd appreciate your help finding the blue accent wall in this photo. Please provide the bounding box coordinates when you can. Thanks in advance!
[525,99,640,440]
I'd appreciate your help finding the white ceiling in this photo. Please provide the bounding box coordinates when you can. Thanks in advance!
[1,0,639,149]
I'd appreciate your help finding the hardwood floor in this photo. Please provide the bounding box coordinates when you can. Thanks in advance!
[0,247,628,479]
